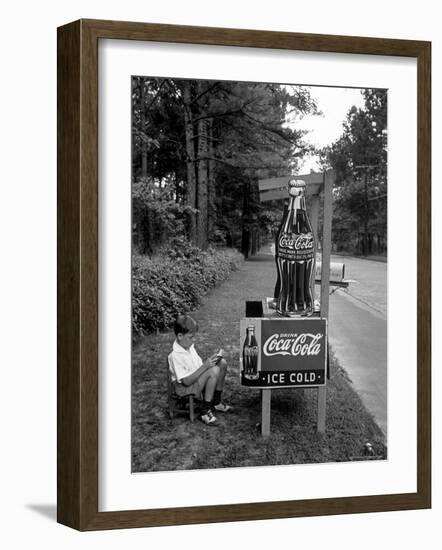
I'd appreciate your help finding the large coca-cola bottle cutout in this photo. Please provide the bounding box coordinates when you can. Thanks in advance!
[275,178,315,317]
[273,199,288,301]
[243,325,259,380]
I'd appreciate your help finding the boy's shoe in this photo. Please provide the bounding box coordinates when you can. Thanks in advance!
[200,410,217,425]
[213,402,232,413]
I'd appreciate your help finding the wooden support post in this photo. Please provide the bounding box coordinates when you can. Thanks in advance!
[310,192,320,306]
[317,170,334,433]
[310,193,320,245]
[261,389,271,437]
[306,194,321,401]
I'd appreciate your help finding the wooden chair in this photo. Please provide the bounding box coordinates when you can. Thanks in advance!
[166,357,195,422]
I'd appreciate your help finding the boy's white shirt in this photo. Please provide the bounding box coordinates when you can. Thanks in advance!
[168,340,203,383]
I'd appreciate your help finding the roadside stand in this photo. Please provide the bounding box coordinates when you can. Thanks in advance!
[241,171,352,436]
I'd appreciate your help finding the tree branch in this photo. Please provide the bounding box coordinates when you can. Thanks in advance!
[242,111,297,145]
[188,156,293,171]
[190,81,221,106]
[142,79,168,113]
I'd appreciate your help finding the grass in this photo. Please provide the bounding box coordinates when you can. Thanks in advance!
[132,250,386,473]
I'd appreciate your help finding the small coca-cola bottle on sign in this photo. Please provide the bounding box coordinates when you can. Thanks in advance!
[275,178,315,317]
[243,325,259,380]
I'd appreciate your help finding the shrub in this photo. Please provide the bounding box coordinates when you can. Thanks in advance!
[132,239,243,337]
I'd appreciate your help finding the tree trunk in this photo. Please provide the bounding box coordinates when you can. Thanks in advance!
[139,78,153,253]
[197,116,209,249]
[182,81,197,244]
[207,118,216,243]
[139,78,148,178]
[241,180,250,258]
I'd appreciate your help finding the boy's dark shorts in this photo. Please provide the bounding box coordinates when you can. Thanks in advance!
[173,379,203,400]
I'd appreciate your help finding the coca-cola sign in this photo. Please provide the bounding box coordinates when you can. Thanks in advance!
[240,317,327,388]
[263,333,323,357]
[279,234,314,251]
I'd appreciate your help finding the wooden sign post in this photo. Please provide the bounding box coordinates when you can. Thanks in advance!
[242,170,335,436]
[317,170,334,432]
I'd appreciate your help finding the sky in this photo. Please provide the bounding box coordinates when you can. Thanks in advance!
[288,86,366,174]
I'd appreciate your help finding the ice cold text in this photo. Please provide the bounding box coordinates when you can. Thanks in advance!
[262,371,320,386]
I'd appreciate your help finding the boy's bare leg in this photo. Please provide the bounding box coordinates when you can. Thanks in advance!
[196,365,220,402]
[212,359,232,411]
[215,359,228,390]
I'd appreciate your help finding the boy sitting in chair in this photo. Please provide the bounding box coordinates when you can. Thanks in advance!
[168,314,232,425]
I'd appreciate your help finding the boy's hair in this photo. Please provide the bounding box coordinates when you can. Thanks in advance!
[174,314,199,336]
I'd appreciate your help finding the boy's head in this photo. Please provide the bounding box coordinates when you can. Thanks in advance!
[174,315,199,350]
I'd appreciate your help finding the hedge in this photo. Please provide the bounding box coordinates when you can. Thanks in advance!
[133,237,243,337]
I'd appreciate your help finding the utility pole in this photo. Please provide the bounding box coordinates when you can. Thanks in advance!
[355,164,377,256]
[364,169,369,255]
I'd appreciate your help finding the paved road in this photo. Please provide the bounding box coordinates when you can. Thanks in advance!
[327,255,387,436]
[332,254,387,318]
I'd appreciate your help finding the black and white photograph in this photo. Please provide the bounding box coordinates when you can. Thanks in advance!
[131,76,388,473]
